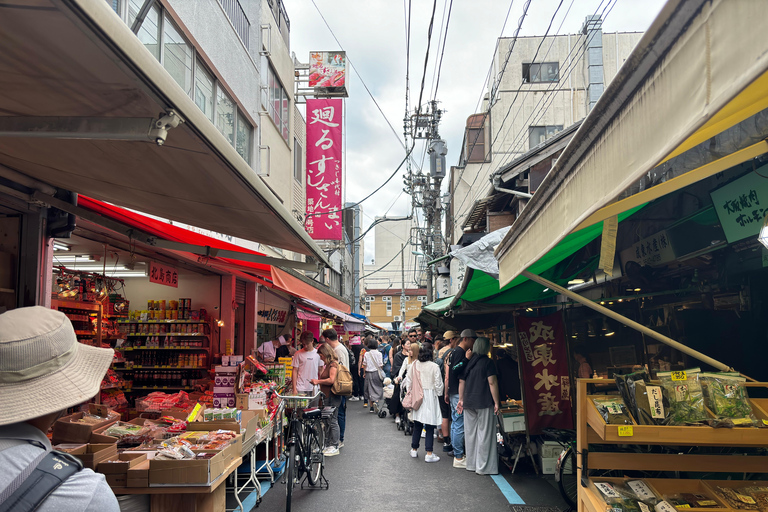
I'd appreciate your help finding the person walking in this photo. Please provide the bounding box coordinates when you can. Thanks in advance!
[404,343,444,463]
[390,337,410,427]
[310,344,341,457]
[396,339,419,434]
[446,329,477,468]
[321,328,349,448]
[349,335,364,401]
[0,307,120,511]
[379,335,392,378]
[435,332,457,452]
[362,337,384,413]
[457,337,500,475]
[291,331,324,399]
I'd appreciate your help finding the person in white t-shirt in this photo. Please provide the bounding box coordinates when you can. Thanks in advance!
[291,331,324,396]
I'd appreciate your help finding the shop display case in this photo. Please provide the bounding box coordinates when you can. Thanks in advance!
[52,299,102,346]
[577,378,768,512]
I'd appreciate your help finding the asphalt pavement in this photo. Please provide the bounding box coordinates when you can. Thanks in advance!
[254,398,567,512]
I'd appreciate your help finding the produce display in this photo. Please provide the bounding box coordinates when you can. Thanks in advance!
[712,486,766,511]
[592,480,661,512]
[658,369,707,425]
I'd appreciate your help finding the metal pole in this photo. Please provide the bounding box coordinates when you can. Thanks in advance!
[521,270,733,372]
[401,244,406,335]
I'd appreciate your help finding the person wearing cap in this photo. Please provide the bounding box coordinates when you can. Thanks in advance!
[446,328,477,468]
[436,331,457,452]
[0,307,119,511]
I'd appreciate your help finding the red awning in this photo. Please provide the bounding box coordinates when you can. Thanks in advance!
[271,267,351,314]
[78,195,272,276]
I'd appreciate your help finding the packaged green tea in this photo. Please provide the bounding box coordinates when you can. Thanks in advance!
[658,368,707,425]
[593,396,634,425]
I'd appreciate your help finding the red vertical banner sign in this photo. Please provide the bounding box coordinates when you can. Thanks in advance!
[516,312,573,434]
[305,98,343,240]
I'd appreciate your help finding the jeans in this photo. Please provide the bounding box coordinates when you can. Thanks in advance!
[338,396,346,442]
[411,421,435,453]
[450,394,465,458]
[325,394,342,447]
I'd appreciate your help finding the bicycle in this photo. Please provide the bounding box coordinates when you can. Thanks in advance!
[542,428,578,510]
[274,390,329,511]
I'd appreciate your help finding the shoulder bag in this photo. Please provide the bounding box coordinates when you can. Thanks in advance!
[332,363,353,396]
[401,363,424,411]
[368,351,386,380]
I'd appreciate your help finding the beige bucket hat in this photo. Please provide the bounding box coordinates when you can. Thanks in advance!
[0,306,114,425]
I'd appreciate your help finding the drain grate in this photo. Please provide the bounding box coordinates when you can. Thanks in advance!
[510,506,567,512]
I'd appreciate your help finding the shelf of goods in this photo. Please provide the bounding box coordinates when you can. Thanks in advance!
[52,299,102,346]
[577,379,768,512]
[111,320,211,394]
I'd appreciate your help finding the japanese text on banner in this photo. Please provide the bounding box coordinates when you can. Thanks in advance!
[305,98,343,240]
[516,312,573,434]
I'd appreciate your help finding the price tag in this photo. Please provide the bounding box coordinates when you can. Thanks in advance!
[763,419,768,426]
[595,483,621,499]
[737,495,756,505]
[618,425,634,437]
[647,385,665,419]
[697,502,717,507]
[187,403,202,422]
[638,503,651,512]
[656,501,677,512]
[671,371,687,381]
[628,481,655,501]
[676,505,690,509]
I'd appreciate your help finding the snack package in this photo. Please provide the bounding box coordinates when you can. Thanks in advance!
[742,487,768,512]
[593,397,634,425]
[616,370,670,425]
[156,437,196,460]
[658,368,707,425]
[592,481,656,512]
[700,373,758,427]
[665,493,721,509]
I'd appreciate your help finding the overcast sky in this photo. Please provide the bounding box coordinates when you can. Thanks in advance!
[284,0,667,266]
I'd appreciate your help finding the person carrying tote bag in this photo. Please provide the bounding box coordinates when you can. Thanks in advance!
[362,337,384,413]
[403,342,444,463]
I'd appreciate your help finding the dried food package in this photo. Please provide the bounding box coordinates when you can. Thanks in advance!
[741,487,768,512]
[616,370,669,425]
[592,481,655,512]
[700,373,758,427]
[658,368,707,425]
[664,493,721,509]
[713,487,760,510]
[593,397,634,425]
[615,370,647,424]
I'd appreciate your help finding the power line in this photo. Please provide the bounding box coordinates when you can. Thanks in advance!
[414,0,439,120]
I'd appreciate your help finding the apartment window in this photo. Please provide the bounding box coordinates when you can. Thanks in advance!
[216,0,250,49]
[523,62,559,83]
[383,296,392,302]
[294,138,303,182]
[365,296,375,302]
[236,111,252,163]
[195,61,214,121]
[529,125,563,148]
[129,0,160,60]
[216,86,235,146]
[364,302,370,312]
[262,62,289,141]
[162,15,193,95]
[465,113,490,164]
[417,295,427,306]
[386,302,392,315]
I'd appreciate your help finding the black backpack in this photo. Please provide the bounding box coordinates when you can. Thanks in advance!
[0,447,83,512]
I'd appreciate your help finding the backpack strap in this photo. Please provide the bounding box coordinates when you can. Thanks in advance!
[0,450,83,512]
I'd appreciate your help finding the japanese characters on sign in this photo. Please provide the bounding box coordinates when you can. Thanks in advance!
[257,308,288,325]
[305,98,343,240]
[309,51,347,94]
[619,229,676,268]
[516,312,573,434]
[149,261,178,288]
[710,168,768,243]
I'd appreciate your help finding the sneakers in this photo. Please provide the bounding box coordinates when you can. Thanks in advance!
[395,417,401,425]
[425,453,440,463]
[363,401,368,407]
[410,449,418,458]
[338,441,344,448]
[323,446,340,457]
[369,407,375,413]
[349,396,360,401]
[442,443,453,452]
[453,457,467,468]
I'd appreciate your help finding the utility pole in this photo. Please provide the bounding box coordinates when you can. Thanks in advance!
[400,243,406,335]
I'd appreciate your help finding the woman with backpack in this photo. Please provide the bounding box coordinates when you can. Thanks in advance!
[403,342,444,463]
[379,335,392,378]
[310,344,341,457]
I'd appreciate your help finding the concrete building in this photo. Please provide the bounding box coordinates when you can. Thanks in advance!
[448,16,644,244]
[364,288,426,329]
[363,217,420,292]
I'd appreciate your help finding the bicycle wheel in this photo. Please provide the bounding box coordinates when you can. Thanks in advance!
[306,425,324,486]
[285,443,296,512]
[556,447,578,509]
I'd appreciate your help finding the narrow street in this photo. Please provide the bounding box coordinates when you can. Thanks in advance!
[255,401,569,512]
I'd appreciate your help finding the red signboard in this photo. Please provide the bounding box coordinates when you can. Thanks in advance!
[149,261,178,288]
[305,98,343,240]
[516,312,573,434]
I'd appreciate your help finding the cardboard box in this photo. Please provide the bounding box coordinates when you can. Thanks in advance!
[97,453,148,474]
[213,386,235,394]
[69,443,119,469]
[105,474,127,487]
[240,410,266,441]
[215,365,237,374]
[236,393,249,410]
[52,411,119,444]
[247,389,267,410]
[126,459,150,488]
[148,443,236,486]
[212,393,235,408]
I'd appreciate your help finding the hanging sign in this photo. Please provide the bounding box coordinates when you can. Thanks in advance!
[149,261,178,288]
[710,168,768,243]
[305,98,343,240]
[516,311,573,434]
[620,229,676,268]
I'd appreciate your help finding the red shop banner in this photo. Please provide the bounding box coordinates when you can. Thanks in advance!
[305,98,343,240]
[516,312,573,434]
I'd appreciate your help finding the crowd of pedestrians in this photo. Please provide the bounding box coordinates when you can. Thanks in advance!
[284,325,502,475]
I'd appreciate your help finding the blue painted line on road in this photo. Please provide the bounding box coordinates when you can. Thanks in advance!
[491,474,526,505]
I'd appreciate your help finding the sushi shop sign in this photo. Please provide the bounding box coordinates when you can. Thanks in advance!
[149,261,178,288]
[711,167,768,244]
[516,312,573,434]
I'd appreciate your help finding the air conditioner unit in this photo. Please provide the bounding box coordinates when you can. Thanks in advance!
[393,316,401,321]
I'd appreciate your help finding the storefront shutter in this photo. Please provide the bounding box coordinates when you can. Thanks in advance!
[235,279,246,304]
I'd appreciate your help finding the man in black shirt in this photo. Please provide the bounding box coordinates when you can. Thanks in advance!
[445,328,476,468]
